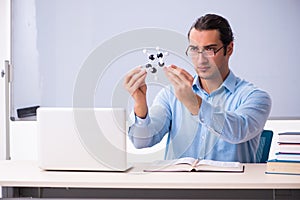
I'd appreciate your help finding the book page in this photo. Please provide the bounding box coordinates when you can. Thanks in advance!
[145,164,193,172]
[197,159,241,168]
[195,160,244,172]
[144,157,244,172]
[151,157,197,166]
[144,157,197,172]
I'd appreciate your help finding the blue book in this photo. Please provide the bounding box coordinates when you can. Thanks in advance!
[268,159,300,163]
[278,143,300,154]
[275,152,300,161]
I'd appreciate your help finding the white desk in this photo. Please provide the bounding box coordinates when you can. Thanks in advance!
[0,160,300,199]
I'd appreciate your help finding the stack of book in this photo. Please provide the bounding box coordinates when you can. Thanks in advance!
[266,132,300,175]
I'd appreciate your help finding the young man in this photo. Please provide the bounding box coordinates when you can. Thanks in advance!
[124,14,271,163]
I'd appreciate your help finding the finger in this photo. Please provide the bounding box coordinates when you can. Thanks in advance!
[124,70,147,89]
[124,66,143,84]
[124,67,146,87]
[127,73,147,95]
[127,69,147,89]
[164,66,186,84]
[166,65,194,83]
[168,65,191,79]
[164,67,182,86]
[133,72,147,88]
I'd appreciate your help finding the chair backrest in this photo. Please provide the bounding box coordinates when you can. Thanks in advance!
[256,130,273,163]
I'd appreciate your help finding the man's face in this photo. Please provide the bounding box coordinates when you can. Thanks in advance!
[188,28,232,81]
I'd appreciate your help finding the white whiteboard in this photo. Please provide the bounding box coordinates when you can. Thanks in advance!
[11,0,300,119]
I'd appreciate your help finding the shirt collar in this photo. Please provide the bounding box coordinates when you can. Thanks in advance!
[222,70,236,94]
[192,70,236,94]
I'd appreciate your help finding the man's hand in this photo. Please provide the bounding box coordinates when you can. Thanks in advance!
[123,67,148,118]
[164,65,201,115]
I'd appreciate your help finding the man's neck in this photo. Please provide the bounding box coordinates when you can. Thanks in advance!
[200,79,221,94]
[200,71,230,94]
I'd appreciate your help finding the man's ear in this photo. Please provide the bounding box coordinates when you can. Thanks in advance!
[226,41,234,56]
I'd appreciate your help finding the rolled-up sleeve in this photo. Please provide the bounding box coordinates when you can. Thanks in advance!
[128,88,172,149]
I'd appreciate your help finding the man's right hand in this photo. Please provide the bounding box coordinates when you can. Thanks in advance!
[123,67,148,118]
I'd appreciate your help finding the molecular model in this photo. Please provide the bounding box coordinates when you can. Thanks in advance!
[142,47,169,76]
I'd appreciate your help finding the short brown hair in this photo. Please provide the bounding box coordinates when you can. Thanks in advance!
[188,14,234,55]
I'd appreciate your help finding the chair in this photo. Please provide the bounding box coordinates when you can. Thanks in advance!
[255,130,273,163]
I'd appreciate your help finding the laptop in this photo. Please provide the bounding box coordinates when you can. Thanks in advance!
[37,107,130,171]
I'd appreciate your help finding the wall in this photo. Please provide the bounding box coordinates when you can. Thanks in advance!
[0,0,11,197]
[0,0,11,161]
[10,119,300,162]
[7,0,300,162]
[11,0,300,120]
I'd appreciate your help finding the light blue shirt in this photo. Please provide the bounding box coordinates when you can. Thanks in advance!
[128,71,272,163]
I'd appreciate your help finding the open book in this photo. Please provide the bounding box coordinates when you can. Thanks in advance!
[144,157,244,173]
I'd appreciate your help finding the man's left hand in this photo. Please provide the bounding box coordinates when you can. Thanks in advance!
[164,65,201,115]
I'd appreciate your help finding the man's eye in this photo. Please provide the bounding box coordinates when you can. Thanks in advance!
[190,46,199,51]
[205,47,215,52]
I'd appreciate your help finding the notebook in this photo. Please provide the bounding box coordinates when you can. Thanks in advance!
[37,107,130,171]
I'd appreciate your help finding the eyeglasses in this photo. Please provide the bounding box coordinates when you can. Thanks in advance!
[185,45,225,58]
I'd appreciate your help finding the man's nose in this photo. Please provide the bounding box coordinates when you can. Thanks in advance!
[196,53,209,64]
